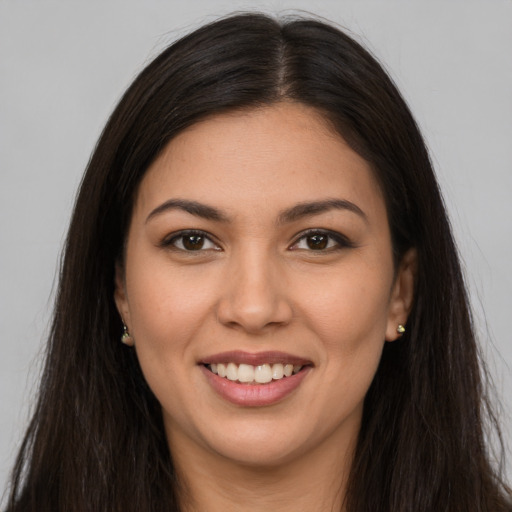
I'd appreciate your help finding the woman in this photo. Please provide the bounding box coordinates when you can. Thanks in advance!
[5,12,511,512]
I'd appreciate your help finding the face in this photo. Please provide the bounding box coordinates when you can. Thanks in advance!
[115,103,415,469]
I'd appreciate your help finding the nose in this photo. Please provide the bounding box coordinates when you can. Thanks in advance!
[216,248,293,334]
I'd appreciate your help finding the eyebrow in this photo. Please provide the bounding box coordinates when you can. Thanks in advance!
[277,198,368,225]
[145,199,230,224]
[145,197,367,225]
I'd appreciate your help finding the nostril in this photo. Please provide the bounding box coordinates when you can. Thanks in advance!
[214,260,294,332]
[216,295,293,332]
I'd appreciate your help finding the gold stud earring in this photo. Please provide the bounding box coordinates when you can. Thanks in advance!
[121,324,134,346]
[397,324,406,335]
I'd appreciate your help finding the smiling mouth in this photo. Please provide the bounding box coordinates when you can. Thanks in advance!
[206,362,304,385]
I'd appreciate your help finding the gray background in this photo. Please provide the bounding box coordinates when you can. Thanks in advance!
[1,0,511,497]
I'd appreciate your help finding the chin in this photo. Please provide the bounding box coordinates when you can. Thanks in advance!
[211,433,308,468]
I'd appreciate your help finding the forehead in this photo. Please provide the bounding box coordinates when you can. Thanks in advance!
[135,102,386,222]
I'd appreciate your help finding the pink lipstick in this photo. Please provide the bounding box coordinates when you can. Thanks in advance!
[199,351,312,407]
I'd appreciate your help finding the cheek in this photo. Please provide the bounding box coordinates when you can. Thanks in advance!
[126,254,217,345]
[124,261,213,410]
[301,264,392,343]
[297,262,392,390]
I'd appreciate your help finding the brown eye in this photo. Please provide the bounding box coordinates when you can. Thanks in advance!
[182,234,205,250]
[306,234,328,250]
[165,231,219,252]
[290,230,353,252]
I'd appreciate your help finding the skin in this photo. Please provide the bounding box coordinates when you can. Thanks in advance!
[115,102,416,511]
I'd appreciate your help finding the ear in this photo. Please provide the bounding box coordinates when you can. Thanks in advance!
[385,248,417,342]
[114,261,131,331]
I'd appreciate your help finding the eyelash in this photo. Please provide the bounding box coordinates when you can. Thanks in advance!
[161,229,354,253]
[290,229,354,252]
[161,230,221,252]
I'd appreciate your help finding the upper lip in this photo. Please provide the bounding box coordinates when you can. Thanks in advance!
[200,350,313,367]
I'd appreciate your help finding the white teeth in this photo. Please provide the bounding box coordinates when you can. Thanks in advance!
[272,363,284,379]
[226,362,238,381]
[238,364,255,383]
[254,364,272,383]
[208,362,304,383]
[217,363,227,378]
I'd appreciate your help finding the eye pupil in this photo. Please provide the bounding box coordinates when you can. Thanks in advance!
[307,234,328,250]
[183,235,204,250]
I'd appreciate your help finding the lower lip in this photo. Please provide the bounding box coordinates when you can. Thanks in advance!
[200,365,310,407]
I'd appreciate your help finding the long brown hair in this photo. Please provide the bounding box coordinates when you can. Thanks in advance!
[6,12,511,512]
